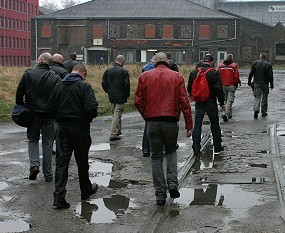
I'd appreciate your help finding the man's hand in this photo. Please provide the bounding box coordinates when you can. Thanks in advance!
[221,105,226,112]
[270,85,274,90]
[186,129,193,138]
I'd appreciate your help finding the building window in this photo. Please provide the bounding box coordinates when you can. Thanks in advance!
[127,24,137,38]
[172,51,187,63]
[199,49,209,61]
[92,24,103,39]
[118,50,135,63]
[181,25,192,38]
[163,25,173,39]
[110,24,120,38]
[145,24,155,38]
[41,25,51,38]
[199,25,210,40]
[217,25,228,38]
[276,43,285,56]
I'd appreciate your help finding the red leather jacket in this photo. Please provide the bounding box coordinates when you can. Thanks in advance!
[217,61,240,86]
[134,62,193,131]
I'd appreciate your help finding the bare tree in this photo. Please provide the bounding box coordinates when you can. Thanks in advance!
[41,0,60,10]
[61,0,81,9]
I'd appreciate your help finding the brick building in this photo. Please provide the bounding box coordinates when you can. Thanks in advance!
[0,0,39,67]
[32,0,240,66]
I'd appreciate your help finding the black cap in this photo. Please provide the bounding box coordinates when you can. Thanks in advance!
[203,54,214,62]
[68,53,76,60]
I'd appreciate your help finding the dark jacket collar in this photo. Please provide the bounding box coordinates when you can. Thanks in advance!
[155,61,169,68]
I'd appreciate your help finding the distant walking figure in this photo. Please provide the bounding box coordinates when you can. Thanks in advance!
[248,53,274,119]
[217,54,240,121]
[102,55,130,141]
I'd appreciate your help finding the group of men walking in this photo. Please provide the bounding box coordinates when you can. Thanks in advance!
[15,50,274,208]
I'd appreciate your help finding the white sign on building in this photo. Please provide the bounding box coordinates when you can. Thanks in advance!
[269,5,285,12]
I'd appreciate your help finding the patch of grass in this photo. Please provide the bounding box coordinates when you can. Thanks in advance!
[0,63,199,122]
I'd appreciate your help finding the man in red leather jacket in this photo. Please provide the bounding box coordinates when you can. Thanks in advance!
[135,52,193,205]
[217,54,241,121]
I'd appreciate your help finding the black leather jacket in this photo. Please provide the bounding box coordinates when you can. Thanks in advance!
[102,63,130,104]
[63,59,80,73]
[51,61,68,79]
[16,63,61,117]
[248,59,274,88]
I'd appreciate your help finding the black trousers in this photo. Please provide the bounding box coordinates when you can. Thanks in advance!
[53,126,92,202]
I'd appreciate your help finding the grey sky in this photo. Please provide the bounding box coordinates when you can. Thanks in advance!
[39,0,90,7]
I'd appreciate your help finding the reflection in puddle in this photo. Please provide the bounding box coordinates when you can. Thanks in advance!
[75,195,137,223]
[175,184,263,220]
[0,220,31,232]
[0,182,8,191]
[89,160,124,188]
[90,143,110,151]
[258,150,269,154]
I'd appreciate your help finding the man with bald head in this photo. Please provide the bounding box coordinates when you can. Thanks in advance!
[102,55,130,141]
[16,53,61,182]
[51,53,68,79]
[135,52,193,205]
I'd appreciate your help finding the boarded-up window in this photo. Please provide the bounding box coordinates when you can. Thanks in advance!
[199,25,210,40]
[110,24,120,38]
[163,25,173,39]
[127,24,137,38]
[181,25,192,38]
[145,24,155,38]
[217,25,228,38]
[57,26,86,45]
[93,24,103,39]
[41,25,51,38]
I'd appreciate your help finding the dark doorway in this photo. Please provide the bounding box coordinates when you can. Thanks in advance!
[88,50,108,65]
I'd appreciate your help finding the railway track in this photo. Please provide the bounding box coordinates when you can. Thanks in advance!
[138,130,212,233]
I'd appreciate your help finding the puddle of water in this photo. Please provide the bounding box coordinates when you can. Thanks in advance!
[75,195,137,223]
[0,149,26,156]
[258,150,269,154]
[177,142,187,148]
[0,182,8,191]
[89,143,110,151]
[10,161,24,165]
[89,160,113,187]
[89,160,124,188]
[0,196,14,202]
[175,184,263,220]
[0,220,31,232]
[108,180,128,189]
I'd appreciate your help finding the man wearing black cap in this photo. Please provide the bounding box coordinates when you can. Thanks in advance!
[187,54,225,157]
[63,53,80,73]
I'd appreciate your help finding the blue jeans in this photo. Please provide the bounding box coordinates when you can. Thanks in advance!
[147,121,178,199]
[192,99,223,153]
[27,116,54,178]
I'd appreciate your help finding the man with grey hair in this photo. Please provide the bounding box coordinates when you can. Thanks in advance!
[16,53,61,182]
[102,55,130,141]
[248,53,274,118]
[135,52,193,205]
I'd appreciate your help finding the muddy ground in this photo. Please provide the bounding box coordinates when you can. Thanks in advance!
[1,70,285,233]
